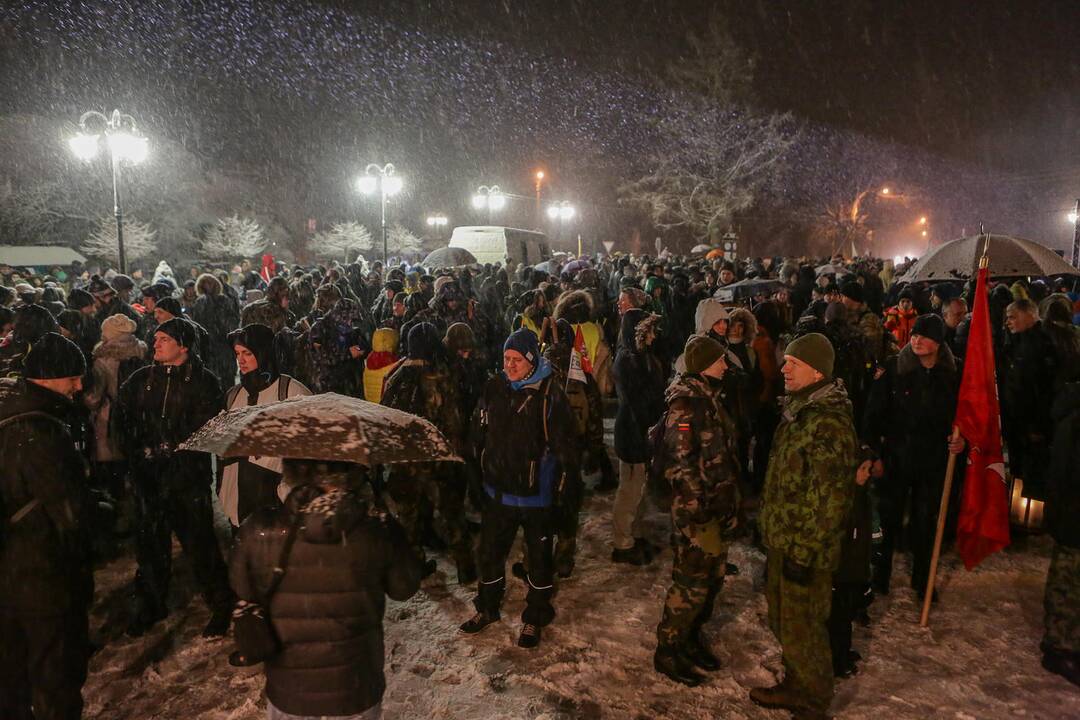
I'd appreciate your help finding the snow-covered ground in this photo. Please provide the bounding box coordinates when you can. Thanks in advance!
[82,449,1080,719]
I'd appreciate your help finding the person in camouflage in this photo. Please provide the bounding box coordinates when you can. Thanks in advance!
[840,280,896,368]
[240,277,292,333]
[654,335,741,687]
[382,322,474,583]
[752,332,864,720]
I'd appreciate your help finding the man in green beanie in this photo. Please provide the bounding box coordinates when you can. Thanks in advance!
[751,332,866,719]
[653,335,741,686]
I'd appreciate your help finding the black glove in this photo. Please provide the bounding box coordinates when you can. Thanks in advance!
[782,556,812,586]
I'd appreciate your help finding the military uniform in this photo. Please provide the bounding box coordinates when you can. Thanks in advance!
[655,373,740,672]
[758,378,859,714]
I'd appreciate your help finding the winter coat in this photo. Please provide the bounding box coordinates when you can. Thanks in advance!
[760,379,860,571]
[241,299,289,334]
[230,485,421,717]
[470,363,576,505]
[219,374,312,526]
[862,343,959,488]
[661,373,741,533]
[554,290,614,395]
[0,379,93,615]
[851,305,895,364]
[382,359,465,452]
[883,305,918,347]
[1046,382,1080,548]
[94,295,141,327]
[362,328,400,404]
[1000,323,1058,500]
[115,356,223,492]
[83,333,147,462]
[192,294,240,388]
[834,483,873,584]
[613,310,666,463]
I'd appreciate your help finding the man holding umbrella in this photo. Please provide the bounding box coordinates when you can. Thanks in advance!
[116,317,233,637]
[460,328,576,649]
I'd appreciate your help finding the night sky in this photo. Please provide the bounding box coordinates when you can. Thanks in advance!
[1,0,1078,258]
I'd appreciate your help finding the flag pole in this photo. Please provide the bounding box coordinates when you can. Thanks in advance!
[920,425,961,627]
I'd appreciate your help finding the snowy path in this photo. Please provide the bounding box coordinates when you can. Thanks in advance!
[83,487,1079,720]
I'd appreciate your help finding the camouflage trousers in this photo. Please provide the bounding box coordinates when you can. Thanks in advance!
[1043,543,1080,654]
[765,550,834,712]
[655,521,728,651]
[387,463,470,568]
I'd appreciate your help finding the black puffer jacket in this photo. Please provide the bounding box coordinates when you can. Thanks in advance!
[1047,382,1080,548]
[613,310,666,464]
[229,485,421,717]
[0,379,92,615]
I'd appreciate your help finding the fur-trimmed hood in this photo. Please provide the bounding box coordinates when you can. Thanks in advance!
[896,341,956,375]
[553,289,593,325]
[727,307,758,344]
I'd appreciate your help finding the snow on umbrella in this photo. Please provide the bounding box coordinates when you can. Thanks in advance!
[713,278,786,303]
[534,260,559,275]
[691,244,714,255]
[562,258,589,275]
[422,246,477,268]
[180,393,462,465]
[900,234,1080,282]
[815,263,851,277]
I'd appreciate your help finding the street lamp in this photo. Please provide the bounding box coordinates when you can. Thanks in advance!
[534,170,545,228]
[1069,200,1080,267]
[426,214,448,240]
[546,201,575,245]
[472,185,506,223]
[357,163,403,264]
[68,109,148,273]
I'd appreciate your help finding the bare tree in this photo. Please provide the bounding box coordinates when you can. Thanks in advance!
[308,221,372,262]
[80,215,158,265]
[198,214,267,260]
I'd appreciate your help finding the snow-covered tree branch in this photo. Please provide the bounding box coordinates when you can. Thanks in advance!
[308,222,372,262]
[80,215,158,265]
[387,223,424,259]
[198,215,266,260]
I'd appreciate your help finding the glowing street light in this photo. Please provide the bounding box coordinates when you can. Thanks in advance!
[534,170,546,228]
[919,216,928,225]
[1068,209,1078,224]
[472,185,506,222]
[68,109,149,273]
[881,187,891,196]
[546,201,575,244]
[426,214,448,240]
[357,163,403,264]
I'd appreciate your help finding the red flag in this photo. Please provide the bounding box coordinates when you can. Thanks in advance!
[954,264,1010,568]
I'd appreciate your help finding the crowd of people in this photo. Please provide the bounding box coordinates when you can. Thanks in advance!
[1,249,1079,719]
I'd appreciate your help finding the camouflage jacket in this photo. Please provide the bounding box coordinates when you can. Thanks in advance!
[241,300,289,334]
[853,307,896,365]
[760,379,859,571]
[661,373,740,532]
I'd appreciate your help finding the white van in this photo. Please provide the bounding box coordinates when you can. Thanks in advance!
[448,226,551,271]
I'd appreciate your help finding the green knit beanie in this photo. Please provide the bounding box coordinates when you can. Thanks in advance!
[784,332,834,379]
[684,334,726,375]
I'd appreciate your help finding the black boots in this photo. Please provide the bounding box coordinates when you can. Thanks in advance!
[654,648,706,686]
[459,611,499,634]
[682,636,721,672]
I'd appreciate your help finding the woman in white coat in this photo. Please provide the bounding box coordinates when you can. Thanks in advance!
[219,323,311,532]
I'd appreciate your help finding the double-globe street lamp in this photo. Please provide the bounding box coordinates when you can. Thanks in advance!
[357,163,403,265]
[68,109,149,274]
[472,185,506,224]
[426,214,449,241]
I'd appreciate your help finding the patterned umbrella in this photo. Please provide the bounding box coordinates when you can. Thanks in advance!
[900,234,1080,282]
[181,393,461,465]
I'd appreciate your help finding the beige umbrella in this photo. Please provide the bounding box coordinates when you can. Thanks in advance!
[181,393,461,465]
[901,234,1080,282]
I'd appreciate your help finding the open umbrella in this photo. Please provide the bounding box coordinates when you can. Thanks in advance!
[181,393,461,465]
[815,263,851,277]
[533,260,560,275]
[900,234,1080,282]
[691,244,714,255]
[713,278,785,303]
[422,246,477,268]
[705,248,725,260]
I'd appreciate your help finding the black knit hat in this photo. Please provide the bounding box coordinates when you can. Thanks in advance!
[156,297,182,318]
[24,332,86,380]
[13,304,59,344]
[67,288,95,310]
[156,317,199,350]
[87,275,112,296]
[911,314,946,344]
[840,280,864,303]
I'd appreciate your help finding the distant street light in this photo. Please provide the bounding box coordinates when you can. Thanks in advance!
[426,214,448,240]
[68,109,148,273]
[881,187,891,195]
[919,216,928,225]
[546,201,575,244]
[472,185,506,223]
[357,163,403,264]
[534,170,545,228]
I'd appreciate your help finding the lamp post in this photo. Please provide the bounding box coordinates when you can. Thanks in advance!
[471,185,506,224]
[534,170,545,228]
[357,163,403,265]
[546,201,575,246]
[68,109,148,274]
[426,213,449,241]
[1069,201,1080,268]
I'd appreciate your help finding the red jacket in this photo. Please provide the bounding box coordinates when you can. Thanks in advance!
[884,305,918,347]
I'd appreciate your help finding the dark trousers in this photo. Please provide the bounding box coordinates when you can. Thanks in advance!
[0,610,89,720]
[827,582,864,674]
[132,476,231,617]
[874,473,941,593]
[475,501,555,627]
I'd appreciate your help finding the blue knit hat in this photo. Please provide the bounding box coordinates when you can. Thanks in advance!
[503,327,540,366]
